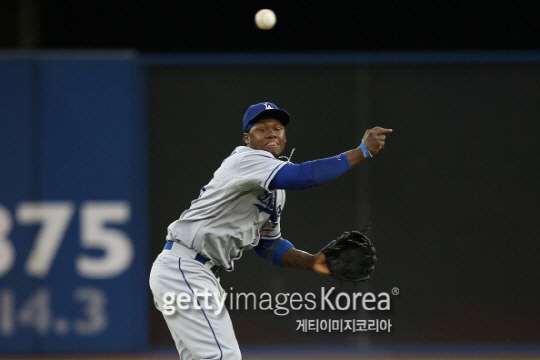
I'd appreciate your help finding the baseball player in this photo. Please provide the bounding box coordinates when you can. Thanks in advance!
[149,102,392,360]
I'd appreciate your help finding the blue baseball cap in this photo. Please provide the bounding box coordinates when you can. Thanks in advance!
[242,102,291,133]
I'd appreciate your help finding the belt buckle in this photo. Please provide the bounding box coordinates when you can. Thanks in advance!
[195,253,223,277]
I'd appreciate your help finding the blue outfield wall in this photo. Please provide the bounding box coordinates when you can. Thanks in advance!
[0,52,148,353]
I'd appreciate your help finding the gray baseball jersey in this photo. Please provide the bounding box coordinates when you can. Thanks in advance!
[166,146,287,270]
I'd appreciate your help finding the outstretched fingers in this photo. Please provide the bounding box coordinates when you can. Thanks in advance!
[363,127,393,155]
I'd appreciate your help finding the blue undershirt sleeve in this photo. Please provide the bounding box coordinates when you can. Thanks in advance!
[269,153,351,190]
[253,238,295,266]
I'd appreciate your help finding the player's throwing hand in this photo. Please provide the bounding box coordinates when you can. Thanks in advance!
[362,127,393,157]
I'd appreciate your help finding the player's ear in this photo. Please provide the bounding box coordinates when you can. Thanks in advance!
[243,133,250,146]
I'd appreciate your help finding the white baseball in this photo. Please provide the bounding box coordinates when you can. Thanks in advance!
[255,9,276,30]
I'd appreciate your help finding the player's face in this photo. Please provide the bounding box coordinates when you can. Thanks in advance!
[243,118,287,157]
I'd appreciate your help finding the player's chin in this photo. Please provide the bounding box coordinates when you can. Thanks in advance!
[267,146,284,157]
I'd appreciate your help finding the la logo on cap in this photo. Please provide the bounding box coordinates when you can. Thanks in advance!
[242,101,291,133]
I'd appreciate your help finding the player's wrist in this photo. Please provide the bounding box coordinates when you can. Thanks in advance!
[359,141,373,159]
[281,248,317,270]
[312,252,331,275]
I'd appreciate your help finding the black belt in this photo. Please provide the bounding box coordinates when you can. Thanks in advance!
[164,240,224,277]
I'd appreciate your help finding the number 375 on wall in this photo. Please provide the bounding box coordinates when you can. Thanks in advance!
[0,201,133,279]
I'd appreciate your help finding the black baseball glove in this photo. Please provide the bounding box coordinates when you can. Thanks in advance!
[321,228,377,283]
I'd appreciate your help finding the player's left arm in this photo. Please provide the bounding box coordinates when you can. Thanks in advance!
[281,247,330,275]
[253,237,330,275]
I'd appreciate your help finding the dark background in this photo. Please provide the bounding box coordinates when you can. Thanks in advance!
[2,0,540,351]
[2,1,540,52]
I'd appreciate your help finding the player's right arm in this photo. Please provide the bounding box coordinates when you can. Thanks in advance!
[270,127,392,190]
